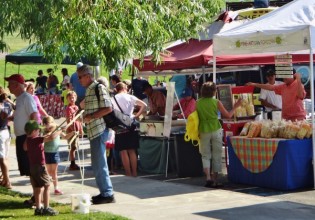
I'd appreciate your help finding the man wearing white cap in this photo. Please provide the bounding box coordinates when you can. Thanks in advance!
[70,62,86,108]
[5,74,38,177]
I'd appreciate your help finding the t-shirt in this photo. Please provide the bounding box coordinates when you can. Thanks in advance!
[112,93,138,117]
[170,75,187,99]
[61,75,70,90]
[14,92,38,136]
[197,97,221,133]
[259,81,283,112]
[0,101,12,129]
[36,76,47,89]
[33,95,43,124]
[44,135,60,153]
[274,80,306,121]
[26,136,45,166]
[65,104,82,133]
[70,72,86,100]
[61,89,70,106]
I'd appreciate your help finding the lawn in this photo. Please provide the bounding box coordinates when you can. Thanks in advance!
[0,187,130,220]
[0,34,164,88]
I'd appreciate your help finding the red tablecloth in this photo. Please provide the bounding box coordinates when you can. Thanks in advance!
[230,136,282,173]
[38,94,64,119]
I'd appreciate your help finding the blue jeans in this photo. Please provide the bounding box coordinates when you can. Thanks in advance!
[90,130,114,197]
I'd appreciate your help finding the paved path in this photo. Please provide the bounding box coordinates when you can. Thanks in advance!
[6,137,315,220]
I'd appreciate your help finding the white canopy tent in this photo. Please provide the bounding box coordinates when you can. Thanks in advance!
[213,0,315,187]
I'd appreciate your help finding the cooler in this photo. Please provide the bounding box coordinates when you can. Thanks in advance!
[222,120,249,145]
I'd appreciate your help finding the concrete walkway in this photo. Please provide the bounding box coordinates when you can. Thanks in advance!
[6,137,315,220]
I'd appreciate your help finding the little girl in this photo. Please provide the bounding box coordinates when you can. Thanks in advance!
[65,91,83,171]
[42,116,74,195]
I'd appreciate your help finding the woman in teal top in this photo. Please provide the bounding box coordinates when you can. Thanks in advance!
[197,82,241,188]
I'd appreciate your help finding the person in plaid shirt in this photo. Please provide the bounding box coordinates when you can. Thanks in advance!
[78,64,115,205]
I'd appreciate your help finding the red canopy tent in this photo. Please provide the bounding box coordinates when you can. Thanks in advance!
[133,38,315,74]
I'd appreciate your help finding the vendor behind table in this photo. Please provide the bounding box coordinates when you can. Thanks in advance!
[247,69,306,121]
[259,69,283,119]
[142,81,166,117]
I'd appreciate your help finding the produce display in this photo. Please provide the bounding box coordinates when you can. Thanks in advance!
[239,120,312,139]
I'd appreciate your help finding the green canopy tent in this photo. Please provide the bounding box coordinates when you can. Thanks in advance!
[4,44,98,85]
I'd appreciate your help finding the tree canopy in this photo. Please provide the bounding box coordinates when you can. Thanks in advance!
[0,0,223,69]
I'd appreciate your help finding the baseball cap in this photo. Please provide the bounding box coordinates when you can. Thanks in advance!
[24,120,43,135]
[181,87,193,97]
[266,69,275,77]
[142,81,152,92]
[76,62,84,69]
[4,74,25,84]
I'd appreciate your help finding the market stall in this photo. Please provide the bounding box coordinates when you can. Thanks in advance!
[213,0,315,188]
[227,136,313,190]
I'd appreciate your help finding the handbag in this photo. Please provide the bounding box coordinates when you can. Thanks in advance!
[95,84,138,133]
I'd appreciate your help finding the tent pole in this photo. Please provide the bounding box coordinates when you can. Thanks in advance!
[213,55,216,84]
[4,62,7,87]
[202,66,206,83]
[18,64,20,73]
[310,45,315,189]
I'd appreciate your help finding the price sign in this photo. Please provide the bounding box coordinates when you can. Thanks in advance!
[275,54,293,78]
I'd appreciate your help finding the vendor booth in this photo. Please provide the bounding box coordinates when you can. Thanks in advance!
[213,0,315,189]
[227,136,313,190]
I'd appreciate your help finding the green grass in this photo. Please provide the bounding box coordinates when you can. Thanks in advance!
[0,187,130,220]
[0,34,166,88]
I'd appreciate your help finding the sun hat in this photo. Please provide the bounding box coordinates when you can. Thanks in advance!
[4,74,25,84]
[24,120,43,135]
[181,87,193,97]
[76,62,84,69]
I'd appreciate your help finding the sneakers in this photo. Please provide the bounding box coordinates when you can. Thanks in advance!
[42,207,59,216]
[69,164,80,171]
[34,208,42,216]
[54,189,63,195]
[92,194,115,204]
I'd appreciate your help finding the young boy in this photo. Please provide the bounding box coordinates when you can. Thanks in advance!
[23,120,59,216]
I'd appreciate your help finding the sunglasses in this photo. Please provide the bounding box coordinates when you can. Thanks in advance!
[78,74,88,80]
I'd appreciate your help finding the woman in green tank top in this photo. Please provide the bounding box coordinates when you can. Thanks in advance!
[197,82,241,188]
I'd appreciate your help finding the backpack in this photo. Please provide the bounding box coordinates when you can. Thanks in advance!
[184,110,200,146]
[94,83,138,133]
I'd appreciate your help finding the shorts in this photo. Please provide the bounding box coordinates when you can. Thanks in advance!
[30,165,50,188]
[115,130,140,151]
[0,129,11,158]
[45,152,60,164]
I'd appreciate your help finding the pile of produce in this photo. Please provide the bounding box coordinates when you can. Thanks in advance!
[234,94,255,117]
[239,120,312,139]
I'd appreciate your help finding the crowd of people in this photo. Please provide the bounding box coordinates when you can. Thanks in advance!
[0,63,307,215]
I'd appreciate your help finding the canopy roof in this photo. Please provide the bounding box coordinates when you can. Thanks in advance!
[134,6,315,74]
[213,0,315,55]
[5,44,94,65]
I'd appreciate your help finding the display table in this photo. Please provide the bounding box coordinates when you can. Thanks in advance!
[38,94,64,119]
[138,134,203,177]
[174,133,203,178]
[138,137,175,174]
[227,136,313,190]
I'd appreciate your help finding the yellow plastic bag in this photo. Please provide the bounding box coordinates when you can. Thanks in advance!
[184,111,200,146]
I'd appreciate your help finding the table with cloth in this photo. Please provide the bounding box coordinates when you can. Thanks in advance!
[227,136,313,190]
[38,94,64,119]
[138,134,203,177]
